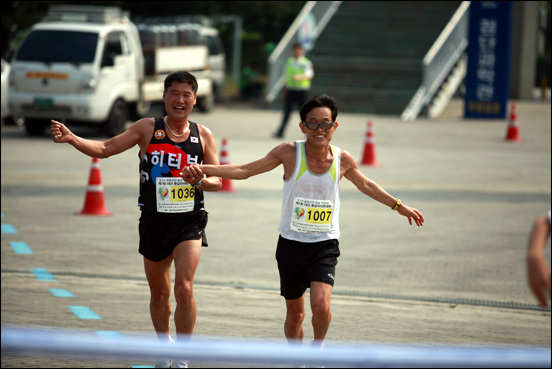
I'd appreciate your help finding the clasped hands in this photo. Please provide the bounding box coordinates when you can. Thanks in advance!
[180,164,203,186]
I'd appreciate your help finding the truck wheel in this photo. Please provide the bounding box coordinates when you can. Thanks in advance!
[103,99,129,136]
[197,90,215,113]
[24,118,48,136]
[132,99,151,120]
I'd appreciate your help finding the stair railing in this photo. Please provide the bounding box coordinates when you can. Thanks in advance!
[401,1,470,121]
[265,1,342,104]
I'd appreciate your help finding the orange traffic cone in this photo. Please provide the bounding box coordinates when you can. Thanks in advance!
[505,102,522,142]
[76,158,112,216]
[219,138,236,192]
[360,120,379,166]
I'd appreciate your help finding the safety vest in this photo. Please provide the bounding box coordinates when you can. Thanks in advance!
[285,56,313,90]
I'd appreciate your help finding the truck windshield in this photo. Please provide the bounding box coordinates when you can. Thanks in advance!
[16,30,98,64]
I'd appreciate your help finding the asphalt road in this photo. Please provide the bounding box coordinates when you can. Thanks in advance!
[1,99,550,367]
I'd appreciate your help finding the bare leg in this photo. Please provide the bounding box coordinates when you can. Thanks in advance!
[310,282,333,344]
[172,239,202,340]
[144,256,173,341]
[284,294,306,343]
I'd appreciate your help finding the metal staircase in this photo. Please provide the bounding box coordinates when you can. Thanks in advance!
[266,1,464,117]
[401,1,470,120]
[265,1,342,105]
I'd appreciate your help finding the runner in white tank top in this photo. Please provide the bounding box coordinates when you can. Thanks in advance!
[278,140,341,242]
[185,94,425,349]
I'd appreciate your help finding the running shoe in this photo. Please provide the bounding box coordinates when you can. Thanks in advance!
[155,358,173,368]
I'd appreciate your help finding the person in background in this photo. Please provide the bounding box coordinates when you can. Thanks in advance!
[274,43,313,139]
[526,210,551,308]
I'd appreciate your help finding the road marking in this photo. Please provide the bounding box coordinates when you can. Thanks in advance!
[30,268,57,282]
[96,331,124,339]
[67,306,102,320]
[10,241,33,254]
[1,224,18,234]
[48,288,75,297]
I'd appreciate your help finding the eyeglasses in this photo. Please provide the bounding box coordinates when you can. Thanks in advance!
[303,122,335,130]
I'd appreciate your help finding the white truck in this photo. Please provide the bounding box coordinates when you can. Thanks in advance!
[8,5,225,136]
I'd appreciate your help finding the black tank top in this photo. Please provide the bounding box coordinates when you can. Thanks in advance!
[138,117,205,215]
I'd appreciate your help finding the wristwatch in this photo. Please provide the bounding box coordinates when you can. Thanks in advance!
[392,199,401,211]
[193,179,203,188]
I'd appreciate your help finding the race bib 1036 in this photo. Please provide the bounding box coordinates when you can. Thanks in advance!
[156,177,195,213]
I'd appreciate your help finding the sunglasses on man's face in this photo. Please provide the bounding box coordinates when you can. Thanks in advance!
[303,122,335,130]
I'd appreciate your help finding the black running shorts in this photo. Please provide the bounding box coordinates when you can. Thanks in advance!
[139,210,208,262]
[275,235,340,300]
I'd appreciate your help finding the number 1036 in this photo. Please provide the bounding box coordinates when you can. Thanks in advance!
[172,186,195,201]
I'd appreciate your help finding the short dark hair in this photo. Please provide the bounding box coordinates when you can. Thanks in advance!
[300,94,338,122]
[164,71,198,94]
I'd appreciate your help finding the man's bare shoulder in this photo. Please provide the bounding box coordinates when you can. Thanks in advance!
[129,117,156,133]
[333,147,358,179]
[264,141,297,169]
[278,141,298,150]
[193,121,207,131]
[269,141,297,156]
[339,148,356,167]
[126,117,156,149]
[195,122,215,139]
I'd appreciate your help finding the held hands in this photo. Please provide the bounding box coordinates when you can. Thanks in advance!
[50,120,72,143]
[180,164,204,186]
[397,203,425,227]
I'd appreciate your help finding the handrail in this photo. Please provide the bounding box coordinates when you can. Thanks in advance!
[265,1,342,104]
[401,1,470,121]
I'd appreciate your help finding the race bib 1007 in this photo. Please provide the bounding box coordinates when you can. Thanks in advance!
[290,196,333,233]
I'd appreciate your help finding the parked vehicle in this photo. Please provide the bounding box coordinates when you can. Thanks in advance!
[8,5,225,136]
[198,25,226,103]
[1,58,11,123]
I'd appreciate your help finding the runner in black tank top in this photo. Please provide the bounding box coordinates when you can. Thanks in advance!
[138,117,205,214]
[50,72,222,366]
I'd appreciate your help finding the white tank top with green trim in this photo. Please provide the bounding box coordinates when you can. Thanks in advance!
[278,140,341,242]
